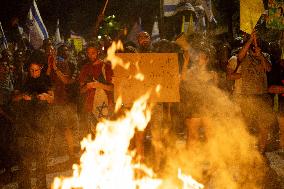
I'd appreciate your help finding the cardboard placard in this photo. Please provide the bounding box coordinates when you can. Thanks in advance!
[113,53,180,104]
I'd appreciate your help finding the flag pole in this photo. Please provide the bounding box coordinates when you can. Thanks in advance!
[0,21,8,49]
[94,0,109,37]
[159,0,165,39]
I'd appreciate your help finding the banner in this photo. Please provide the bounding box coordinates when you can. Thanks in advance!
[113,53,180,104]
[267,0,284,30]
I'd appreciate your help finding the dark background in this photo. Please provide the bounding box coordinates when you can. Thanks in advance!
[0,0,270,40]
[0,0,159,38]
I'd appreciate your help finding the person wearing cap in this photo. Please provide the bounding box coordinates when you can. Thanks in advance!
[226,31,273,154]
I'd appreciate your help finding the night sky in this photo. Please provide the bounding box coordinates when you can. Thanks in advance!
[0,0,159,38]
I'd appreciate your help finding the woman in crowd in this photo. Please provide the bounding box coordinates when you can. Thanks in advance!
[13,54,54,189]
[180,40,218,151]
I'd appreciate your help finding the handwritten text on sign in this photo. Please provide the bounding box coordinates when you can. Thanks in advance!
[113,53,180,103]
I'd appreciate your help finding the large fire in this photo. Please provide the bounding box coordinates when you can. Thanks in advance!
[51,42,203,189]
[52,93,202,189]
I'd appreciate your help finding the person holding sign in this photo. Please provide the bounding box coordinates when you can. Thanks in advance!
[79,43,114,133]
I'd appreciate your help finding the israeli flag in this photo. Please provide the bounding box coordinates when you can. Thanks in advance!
[54,19,62,45]
[0,21,8,49]
[164,0,180,17]
[151,17,160,42]
[27,0,48,49]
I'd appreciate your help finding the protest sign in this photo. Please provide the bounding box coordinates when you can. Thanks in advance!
[113,53,180,104]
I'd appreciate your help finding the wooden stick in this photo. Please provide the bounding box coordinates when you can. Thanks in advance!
[102,0,109,15]
[94,0,110,37]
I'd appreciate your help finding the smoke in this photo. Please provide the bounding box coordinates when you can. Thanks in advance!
[149,63,269,188]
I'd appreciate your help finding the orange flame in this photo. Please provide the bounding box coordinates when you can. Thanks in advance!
[52,41,203,189]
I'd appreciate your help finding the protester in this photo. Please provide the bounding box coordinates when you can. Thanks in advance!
[79,43,114,134]
[13,57,54,189]
[47,44,79,162]
[268,41,284,151]
[180,40,218,150]
[13,49,29,91]
[226,31,274,153]
[136,31,153,53]
[0,49,14,108]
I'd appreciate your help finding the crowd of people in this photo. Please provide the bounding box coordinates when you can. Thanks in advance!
[0,27,284,188]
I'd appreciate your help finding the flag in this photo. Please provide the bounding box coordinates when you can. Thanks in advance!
[200,0,216,23]
[54,19,62,45]
[27,0,49,49]
[187,14,195,34]
[240,0,264,34]
[151,17,160,42]
[181,16,189,33]
[126,17,142,46]
[0,21,8,49]
[164,0,180,17]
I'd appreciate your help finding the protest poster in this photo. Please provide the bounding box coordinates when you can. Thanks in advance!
[113,53,180,104]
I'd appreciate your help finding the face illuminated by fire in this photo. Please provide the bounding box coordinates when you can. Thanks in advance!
[137,32,151,48]
[87,47,98,63]
[198,52,209,66]
[29,63,42,78]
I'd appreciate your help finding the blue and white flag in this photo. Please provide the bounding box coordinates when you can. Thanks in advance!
[0,21,8,49]
[54,19,63,45]
[27,0,48,49]
[164,0,180,17]
[151,17,160,42]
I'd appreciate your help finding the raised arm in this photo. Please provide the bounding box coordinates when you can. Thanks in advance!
[237,32,255,62]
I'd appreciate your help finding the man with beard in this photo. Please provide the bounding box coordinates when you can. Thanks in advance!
[79,43,114,134]
[136,31,153,53]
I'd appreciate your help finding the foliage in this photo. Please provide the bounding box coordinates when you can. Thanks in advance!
[98,15,121,38]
